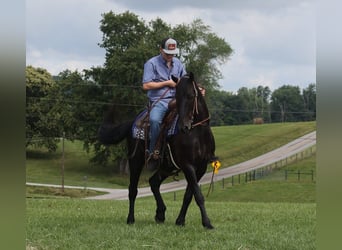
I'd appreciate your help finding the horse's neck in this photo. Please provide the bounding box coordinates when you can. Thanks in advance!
[194,99,210,123]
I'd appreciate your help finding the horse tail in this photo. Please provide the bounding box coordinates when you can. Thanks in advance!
[98,120,133,145]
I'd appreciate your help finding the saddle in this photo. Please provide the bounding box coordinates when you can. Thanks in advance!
[132,99,178,158]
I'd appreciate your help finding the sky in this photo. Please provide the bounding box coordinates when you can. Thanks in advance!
[26,0,316,93]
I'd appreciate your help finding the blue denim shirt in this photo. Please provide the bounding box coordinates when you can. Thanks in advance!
[142,54,186,102]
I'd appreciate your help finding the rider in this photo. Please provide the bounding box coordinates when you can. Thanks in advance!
[142,37,187,167]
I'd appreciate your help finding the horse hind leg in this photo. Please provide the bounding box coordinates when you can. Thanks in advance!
[149,171,168,223]
[127,184,137,224]
[127,158,144,225]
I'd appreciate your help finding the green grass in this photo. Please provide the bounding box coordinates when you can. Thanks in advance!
[26,121,316,189]
[26,199,315,250]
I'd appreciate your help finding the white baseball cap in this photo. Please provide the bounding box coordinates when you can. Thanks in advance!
[161,38,179,55]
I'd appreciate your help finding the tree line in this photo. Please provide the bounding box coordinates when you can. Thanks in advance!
[26,11,316,166]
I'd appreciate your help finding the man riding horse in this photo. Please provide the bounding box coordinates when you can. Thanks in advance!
[142,38,187,169]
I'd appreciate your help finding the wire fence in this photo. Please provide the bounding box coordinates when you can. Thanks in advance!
[162,144,316,200]
[26,95,316,116]
[202,145,316,193]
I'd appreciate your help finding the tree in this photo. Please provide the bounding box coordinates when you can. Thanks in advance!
[206,90,233,126]
[52,69,121,167]
[97,11,151,123]
[252,85,271,122]
[173,19,233,90]
[26,66,60,151]
[49,70,102,141]
[270,85,305,122]
[302,83,316,121]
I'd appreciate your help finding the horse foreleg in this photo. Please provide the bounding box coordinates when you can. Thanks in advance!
[175,185,193,226]
[149,171,168,223]
[193,185,213,229]
[178,166,214,229]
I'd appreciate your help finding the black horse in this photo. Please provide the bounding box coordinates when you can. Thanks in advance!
[98,72,217,229]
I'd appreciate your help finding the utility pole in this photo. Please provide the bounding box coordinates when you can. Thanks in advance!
[61,132,65,193]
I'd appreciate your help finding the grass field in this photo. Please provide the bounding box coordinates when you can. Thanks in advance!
[27,199,315,250]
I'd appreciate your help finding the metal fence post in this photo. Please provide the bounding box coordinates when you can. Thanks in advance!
[285,170,288,180]
[61,132,65,193]
[297,170,300,181]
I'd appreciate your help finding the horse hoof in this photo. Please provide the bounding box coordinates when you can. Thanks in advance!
[155,217,165,224]
[155,213,165,223]
[127,217,135,225]
[175,219,185,227]
[204,224,214,230]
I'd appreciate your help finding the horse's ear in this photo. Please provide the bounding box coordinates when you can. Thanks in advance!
[171,75,179,83]
[189,72,194,81]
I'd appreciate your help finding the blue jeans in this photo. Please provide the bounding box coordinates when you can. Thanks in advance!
[149,99,169,154]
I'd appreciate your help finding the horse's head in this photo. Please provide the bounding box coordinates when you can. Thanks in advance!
[176,72,207,132]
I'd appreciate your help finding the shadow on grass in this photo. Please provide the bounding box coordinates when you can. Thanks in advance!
[26,149,61,160]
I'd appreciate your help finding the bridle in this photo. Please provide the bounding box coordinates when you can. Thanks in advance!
[179,78,210,129]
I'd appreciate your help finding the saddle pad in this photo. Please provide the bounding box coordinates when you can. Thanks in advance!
[132,109,179,140]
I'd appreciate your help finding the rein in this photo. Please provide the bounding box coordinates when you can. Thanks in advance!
[190,80,210,128]
[191,116,210,128]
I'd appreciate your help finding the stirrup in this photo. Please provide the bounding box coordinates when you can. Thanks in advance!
[152,150,160,160]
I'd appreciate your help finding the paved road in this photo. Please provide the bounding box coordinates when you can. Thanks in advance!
[27,131,316,200]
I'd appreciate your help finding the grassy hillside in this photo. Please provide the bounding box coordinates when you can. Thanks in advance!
[26,121,316,188]
[212,121,316,166]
